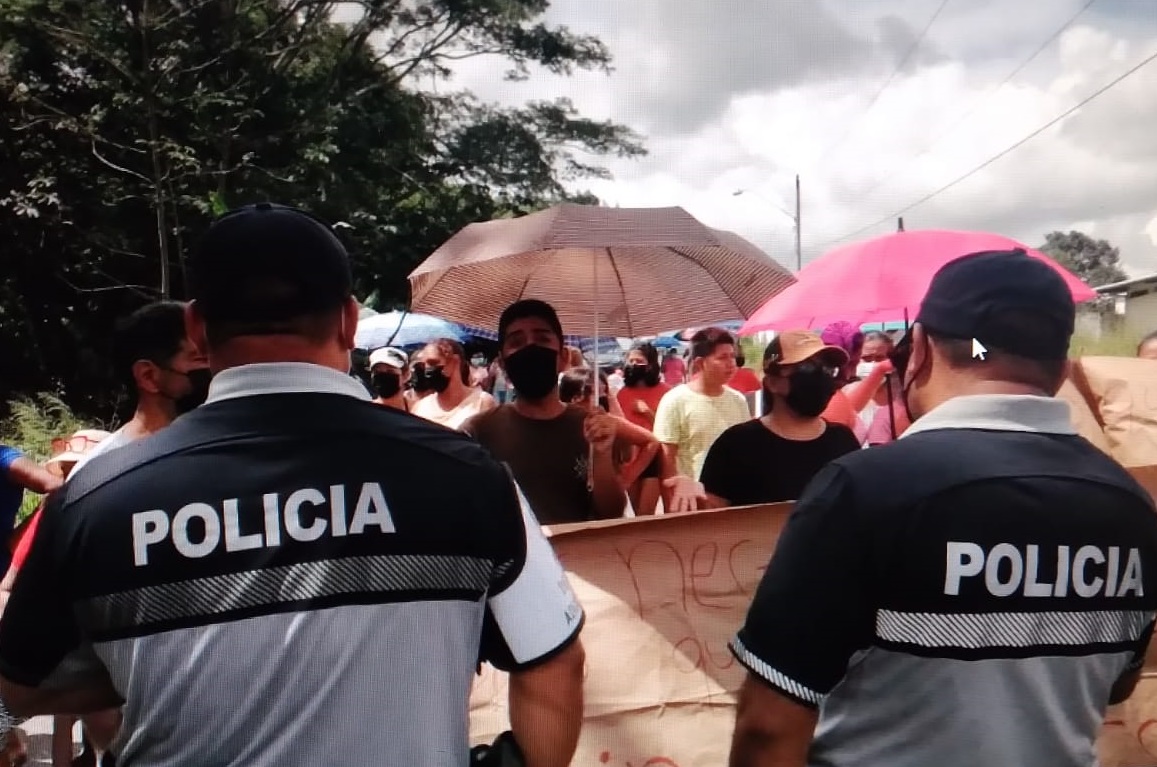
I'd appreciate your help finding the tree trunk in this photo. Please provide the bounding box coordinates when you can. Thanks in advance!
[138,0,171,298]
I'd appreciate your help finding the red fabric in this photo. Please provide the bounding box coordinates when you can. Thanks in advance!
[616,383,671,430]
[10,506,42,572]
[740,229,1097,332]
[661,357,686,386]
[727,367,762,394]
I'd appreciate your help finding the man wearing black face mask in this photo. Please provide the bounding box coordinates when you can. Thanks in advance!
[461,299,626,524]
[367,346,410,411]
[71,301,211,477]
[0,204,586,767]
[37,300,210,765]
[699,330,860,507]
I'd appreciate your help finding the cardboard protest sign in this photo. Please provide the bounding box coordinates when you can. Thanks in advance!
[470,504,791,767]
[470,358,1157,766]
[1056,377,1113,455]
[1070,357,1157,467]
[1066,357,1157,765]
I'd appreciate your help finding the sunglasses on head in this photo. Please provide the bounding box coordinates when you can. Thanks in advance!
[52,435,100,456]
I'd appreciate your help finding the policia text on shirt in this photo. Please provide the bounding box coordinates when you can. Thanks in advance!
[944,542,1143,598]
[131,482,395,566]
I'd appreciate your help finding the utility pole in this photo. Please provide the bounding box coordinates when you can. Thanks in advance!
[794,174,802,272]
[732,176,802,271]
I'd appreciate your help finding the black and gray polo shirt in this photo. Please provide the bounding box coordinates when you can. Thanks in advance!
[0,363,583,766]
[731,394,1157,767]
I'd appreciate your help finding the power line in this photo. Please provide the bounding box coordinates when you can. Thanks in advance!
[817,42,1157,251]
[818,0,953,166]
[847,0,1098,204]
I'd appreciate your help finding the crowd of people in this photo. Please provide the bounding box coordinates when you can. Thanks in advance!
[0,203,1154,767]
[343,310,913,523]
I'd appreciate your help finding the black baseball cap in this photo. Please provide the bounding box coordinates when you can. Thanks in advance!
[915,249,1075,361]
[188,202,352,323]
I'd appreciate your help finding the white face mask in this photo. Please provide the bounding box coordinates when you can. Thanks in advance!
[856,360,879,379]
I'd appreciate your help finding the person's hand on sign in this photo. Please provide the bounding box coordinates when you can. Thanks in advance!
[583,411,617,455]
[662,475,706,513]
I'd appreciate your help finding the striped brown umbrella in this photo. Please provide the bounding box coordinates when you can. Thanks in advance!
[408,203,796,339]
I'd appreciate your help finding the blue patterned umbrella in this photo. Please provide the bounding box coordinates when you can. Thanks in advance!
[648,335,683,349]
[355,311,467,350]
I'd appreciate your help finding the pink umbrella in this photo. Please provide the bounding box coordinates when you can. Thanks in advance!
[740,229,1097,333]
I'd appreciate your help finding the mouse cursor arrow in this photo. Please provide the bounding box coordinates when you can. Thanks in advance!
[972,338,987,360]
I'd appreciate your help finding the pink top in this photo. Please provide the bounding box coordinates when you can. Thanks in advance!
[866,395,909,445]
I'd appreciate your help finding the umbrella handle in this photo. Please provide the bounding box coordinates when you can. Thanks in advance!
[588,249,603,492]
[886,376,898,440]
[386,307,409,348]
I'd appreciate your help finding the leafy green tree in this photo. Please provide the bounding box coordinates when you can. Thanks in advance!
[0,0,644,418]
[1039,230,1128,289]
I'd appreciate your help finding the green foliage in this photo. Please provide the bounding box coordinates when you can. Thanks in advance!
[1040,230,1128,289]
[1,393,93,463]
[1,392,97,519]
[738,337,764,370]
[1069,327,1141,358]
[0,0,645,418]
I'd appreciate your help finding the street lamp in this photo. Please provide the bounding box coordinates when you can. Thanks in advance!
[733,174,802,271]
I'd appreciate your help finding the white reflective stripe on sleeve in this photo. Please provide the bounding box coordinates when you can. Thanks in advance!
[875,609,1154,649]
[487,482,583,664]
[729,635,824,705]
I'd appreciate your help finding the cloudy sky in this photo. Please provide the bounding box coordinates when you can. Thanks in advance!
[421,0,1157,277]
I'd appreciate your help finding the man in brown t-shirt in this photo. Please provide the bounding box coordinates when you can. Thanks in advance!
[461,300,624,525]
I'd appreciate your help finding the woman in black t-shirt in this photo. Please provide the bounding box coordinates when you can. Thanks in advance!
[700,330,861,507]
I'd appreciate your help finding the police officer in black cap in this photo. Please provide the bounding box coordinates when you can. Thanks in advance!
[0,203,586,767]
[728,249,1157,767]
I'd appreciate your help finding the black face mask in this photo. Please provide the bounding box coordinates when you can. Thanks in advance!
[784,367,837,418]
[423,366,451,394]
[503,345,559,401]
[174,367,212,415]
[371,371,401,399]
[624,365,661,391]
[890,332,919,423]
[410,364,433,393]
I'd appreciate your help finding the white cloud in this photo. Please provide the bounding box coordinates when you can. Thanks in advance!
[382,0,1157,277]
[619,18,1157,276]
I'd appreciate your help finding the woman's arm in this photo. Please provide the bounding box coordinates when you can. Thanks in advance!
[606,391,625,419]
[612,416,661,488]
[843,361,893,411]
[613,415,658,448]
[618,441,659,488]
[4,457,61,495]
